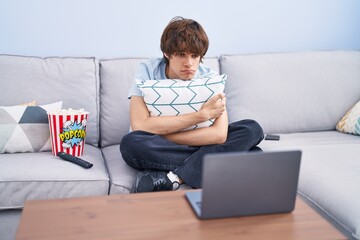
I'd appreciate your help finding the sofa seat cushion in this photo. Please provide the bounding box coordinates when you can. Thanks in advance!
[101,145,139,194]
[259,131,360,239]
[259,130,360,150]
[0,210,21,240]
[297,144,360,239]
[0,145,109,210]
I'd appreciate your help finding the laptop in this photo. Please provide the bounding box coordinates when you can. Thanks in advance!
[185,150,302,219]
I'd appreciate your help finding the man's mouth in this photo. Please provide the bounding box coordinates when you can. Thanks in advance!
[181,70,195,75]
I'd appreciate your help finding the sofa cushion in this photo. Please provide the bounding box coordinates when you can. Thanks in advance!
[99,57,220,147]
[0,55,100,146]
[259,131,360,239]
[0,145,109,210]
[136,74,226,130]
[99,58,146,148]
[220,51,360,134]
[0,210,21,240]
[298,144,360,240]
[259,131,360,151]
[336,100,360,136]
[101,145,138,194]
[0,101,62,153]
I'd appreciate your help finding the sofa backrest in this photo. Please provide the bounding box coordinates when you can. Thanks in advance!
[221,51,360,134]
[0,55,100,146]
[99,58,145,148]
[99,57,220,147]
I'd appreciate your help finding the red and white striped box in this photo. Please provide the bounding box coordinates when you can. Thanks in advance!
[48,110,89,157]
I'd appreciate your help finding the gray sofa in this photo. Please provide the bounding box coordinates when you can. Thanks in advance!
[0,51,359,240]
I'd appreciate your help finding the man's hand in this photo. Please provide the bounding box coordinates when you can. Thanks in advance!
[200,93,226,120]
[161,93,229,146]
[163,106,229,146]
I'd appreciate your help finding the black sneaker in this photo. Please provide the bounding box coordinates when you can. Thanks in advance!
[131,170,179,193]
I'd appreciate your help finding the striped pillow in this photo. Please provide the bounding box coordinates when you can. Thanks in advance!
[137,74,226,130]
[336,100,360,135]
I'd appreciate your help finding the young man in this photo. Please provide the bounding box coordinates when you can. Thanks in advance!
[120,16,264,193]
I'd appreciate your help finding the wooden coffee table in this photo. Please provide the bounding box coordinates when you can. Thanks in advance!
[16,190,345,240]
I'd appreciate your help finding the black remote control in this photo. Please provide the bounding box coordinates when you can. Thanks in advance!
[57,152,93,169]
[265,134,280,141]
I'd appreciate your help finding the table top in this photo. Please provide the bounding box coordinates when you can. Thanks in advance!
[16,190,345,240]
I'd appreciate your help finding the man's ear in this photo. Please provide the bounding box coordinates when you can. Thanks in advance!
[164,53,170,59]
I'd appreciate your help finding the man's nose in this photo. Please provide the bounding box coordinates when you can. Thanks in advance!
[184,57,193,67]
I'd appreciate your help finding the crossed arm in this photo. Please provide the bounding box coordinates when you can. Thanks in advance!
[129,93,228,146]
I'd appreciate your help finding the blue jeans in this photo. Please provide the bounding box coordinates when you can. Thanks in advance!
[120,119,264,188]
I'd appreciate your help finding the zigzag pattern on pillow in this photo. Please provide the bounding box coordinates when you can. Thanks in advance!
[137,74,227,130]
[336,100,360,135]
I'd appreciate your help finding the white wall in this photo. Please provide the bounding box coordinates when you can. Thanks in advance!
[0,0,359,58]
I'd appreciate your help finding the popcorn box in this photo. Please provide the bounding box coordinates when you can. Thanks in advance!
[48,109,89,157]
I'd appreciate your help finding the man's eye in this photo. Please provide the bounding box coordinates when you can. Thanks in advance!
[192,54,199,58]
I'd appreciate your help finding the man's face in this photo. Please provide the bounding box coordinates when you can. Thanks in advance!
[166,52,201,80]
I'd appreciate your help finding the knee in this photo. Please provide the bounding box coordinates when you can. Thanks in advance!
[246,119,264,141]
[120,131,148,169]
[231,119,264,142]
[120,133,136,167]
[120,132,135,155]
[120,130,148,155]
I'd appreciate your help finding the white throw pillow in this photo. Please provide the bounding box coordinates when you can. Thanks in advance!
[136,74,227,130]
[0,101,63,153]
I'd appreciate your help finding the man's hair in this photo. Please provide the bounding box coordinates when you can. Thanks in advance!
[160,16,209,63]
